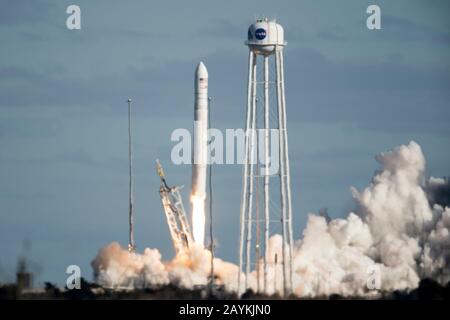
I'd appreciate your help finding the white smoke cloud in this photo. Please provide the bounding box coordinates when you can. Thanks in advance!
[91,242,240,293]
[421,204,450,284]
[91,242,169,289]
[286,141,449,296]
[91,141,450,297]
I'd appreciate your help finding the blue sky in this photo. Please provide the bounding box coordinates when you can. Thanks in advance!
[0,0,449,285]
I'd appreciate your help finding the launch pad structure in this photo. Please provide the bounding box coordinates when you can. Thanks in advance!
[156,160,193,254]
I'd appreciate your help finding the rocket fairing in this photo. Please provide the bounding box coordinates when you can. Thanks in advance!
[191,61,209,245]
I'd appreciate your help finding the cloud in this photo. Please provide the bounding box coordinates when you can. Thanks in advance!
[203,19,245,40]
[0,116,62,139]
[382,14,450,45]
[53,149,97,165]
[283,47,450,134]
[316,30,345,41]
[2,41,449,139]
[0,0,57,25]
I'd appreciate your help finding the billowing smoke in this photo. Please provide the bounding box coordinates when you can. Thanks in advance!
[285,141,450,296]
[91,242,240,292]
[91,242,170,289]
[91,141,449,297]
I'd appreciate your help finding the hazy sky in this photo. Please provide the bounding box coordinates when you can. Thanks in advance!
[0,0,449,285]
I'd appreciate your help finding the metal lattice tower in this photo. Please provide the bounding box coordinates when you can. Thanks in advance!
[238,18,294,297]
[156,160,193,255]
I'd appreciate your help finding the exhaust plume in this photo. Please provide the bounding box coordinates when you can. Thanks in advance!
[191,194,206,246]
[92,141,450,297]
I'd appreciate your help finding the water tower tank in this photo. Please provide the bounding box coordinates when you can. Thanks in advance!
[246,18,286,55]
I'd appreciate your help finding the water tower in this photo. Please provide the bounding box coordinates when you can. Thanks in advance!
[238,18,294,296]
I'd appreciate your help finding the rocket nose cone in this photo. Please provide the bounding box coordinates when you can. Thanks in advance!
[196,61,208,78]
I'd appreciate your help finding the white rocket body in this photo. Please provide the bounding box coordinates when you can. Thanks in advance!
[191,61,208,245]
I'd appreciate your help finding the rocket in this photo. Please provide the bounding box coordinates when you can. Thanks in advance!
[192,61,208,194]
[191,61,208,245]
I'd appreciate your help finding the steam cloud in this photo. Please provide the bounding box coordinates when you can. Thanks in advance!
[91,141,450,297]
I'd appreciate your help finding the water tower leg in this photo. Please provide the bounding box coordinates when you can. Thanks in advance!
[245,53,257,289]
[276,50,288,297]
[263,55,270,295]
[279,51,294,294]
[238,51,255,295]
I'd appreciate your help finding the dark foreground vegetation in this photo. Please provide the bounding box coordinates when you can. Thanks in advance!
[1,278,449,300]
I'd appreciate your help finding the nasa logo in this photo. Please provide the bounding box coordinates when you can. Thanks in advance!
[255,28,266,40]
